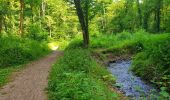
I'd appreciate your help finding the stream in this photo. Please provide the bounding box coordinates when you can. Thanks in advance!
[108,60,157,99]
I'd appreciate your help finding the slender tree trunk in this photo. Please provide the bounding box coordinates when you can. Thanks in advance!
[49,28,52,38]
[143,11,151,31]
[143,14,148,31]
[155,0,162,32]
[74,0,89,48]
[85,0,89,46]
[4,16,7,31]
[136,0,142,26]
[40,0,46,27]
[102,2,106,31]
[40,0,45,17]
[30,4,34,23]
[0,15,3,33]
[19,0,24,36]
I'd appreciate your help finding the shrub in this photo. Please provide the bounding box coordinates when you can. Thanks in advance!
[132,34,170,91]
[27,23,48,41]
[90,31,148,56]
[48,45,118,100]
[0,37,50,67]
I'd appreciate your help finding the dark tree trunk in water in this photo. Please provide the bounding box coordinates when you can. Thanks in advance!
[19,0,24,36]
[74,0,89,48]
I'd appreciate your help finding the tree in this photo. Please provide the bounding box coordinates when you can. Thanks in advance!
[155,0,163,32]
[74,0,89,48]
[0,0,8,33]
[0,6,4,33]
[136,0,142,27]
[19,0,24,36]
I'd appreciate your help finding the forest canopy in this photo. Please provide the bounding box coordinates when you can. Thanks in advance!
[0,0,169,40]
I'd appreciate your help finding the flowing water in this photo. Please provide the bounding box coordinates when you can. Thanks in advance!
[108,60,157,99]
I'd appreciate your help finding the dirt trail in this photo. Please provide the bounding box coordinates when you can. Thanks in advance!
[0,51,63,100]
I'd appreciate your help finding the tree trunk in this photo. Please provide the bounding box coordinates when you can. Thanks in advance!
[143,14,148,31]
[143,11,150,31]
[0,15,3,33]
[136,0,142,26]
[102,2,106,31]
[155,0,162,32]
[40,0,46,27]
[40,0,45,17]
[74,0,89,48]
[49,28,52,38]
[19,0,24,36]
[4,16,7,31]
[30,4,34,23]
[85,0,89,46]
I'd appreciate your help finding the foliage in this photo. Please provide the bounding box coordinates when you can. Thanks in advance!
[1,0,170,40]
[48,43,119,100]
[0,0,170,99]
[0,67,14,87]
[0,37,50,67]
[90,30,149,55]
[0,65,23,87]
[0,36,50,87]
[26,23,48,41]
[132,34,170,91]
[90,31,170,98]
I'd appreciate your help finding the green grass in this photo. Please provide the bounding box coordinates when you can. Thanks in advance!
[90,30,149,49]
[0,37,50,67]
[131,34,170,97]
[89,31,149,59]
[48,43,120,100]
[0,37,51,87]
[0,67,14,87]
[48,30,170,99]
[132,34,170,80]
[0,65,25,87]
[90,31,170,98]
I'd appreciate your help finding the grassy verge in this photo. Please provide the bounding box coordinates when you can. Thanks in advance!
[48,41,127,100]
[0,37,51,87]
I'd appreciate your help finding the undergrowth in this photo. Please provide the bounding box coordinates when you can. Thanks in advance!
[48,30,170,99]
[132,34,170,99]
[0,37,50,86]
[90,31,170,99]
[0,37,50,67]
[48,42,119,100]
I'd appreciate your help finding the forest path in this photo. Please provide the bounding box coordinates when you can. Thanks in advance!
[0,51,63,100]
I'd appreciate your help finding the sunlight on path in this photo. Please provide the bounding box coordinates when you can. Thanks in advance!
[48,43,59,51]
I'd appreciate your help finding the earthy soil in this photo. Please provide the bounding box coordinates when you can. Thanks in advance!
[92,49,132,66]
[0,51,63,100]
